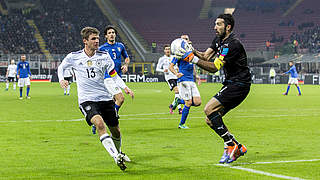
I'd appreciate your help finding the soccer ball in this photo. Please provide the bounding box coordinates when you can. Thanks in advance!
[170,38,192,56]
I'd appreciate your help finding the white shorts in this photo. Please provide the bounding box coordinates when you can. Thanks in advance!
[288,77,298,84]
[18,77,30,87]
[178,81,200,101]
[104,78,122,96]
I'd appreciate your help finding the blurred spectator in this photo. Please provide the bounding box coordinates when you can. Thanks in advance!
[266,40,271,51]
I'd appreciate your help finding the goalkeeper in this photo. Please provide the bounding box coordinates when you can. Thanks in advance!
[175,14,251,164]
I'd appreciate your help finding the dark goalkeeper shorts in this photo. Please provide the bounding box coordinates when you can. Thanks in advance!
[167,79,178,91]
[214,82,250,116]
[79,101,119,127]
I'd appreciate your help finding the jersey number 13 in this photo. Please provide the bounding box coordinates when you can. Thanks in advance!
[86,68,96,78]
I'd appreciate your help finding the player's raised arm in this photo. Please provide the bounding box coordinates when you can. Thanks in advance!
[193,47,215,61]
[186,55,224,74]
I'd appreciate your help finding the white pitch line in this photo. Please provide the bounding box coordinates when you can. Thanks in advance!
[215,164,305,180]
[237,159,320,165]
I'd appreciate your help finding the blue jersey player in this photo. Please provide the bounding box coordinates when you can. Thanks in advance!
[17,55,32,99]
[92,25,132,135]
[282,61,301,96]
[169,47,201,129]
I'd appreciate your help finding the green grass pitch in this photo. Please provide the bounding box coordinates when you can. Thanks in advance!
[0,82,319,179]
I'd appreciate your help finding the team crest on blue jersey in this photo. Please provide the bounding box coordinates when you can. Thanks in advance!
[87,60,93,67]
[117,47,121,52]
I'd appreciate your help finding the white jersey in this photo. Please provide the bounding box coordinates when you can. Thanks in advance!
[156,55,177,81]
[63,67,73,78]
[58,50,115,104]
[7,64,17,77]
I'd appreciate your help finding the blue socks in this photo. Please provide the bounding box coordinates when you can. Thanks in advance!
[115,104,120,112]
[286,85,290,94]
[297,86,301,95]
[19,88,22,97]
[26,87,30,96]
[180,105,190,125]
[286,85,301,95]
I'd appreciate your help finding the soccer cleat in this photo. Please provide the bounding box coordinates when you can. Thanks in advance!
[92,125,96,134]
[227,144,247,163]
[64,93,66,96]
[115,153,127,171]
[169,104,174,114]
[5,88,8,91]
[219,144,238,164]
[178,108,182,114]
[282,93,288,95]
[219,147,228,163]
[26,96,31,99]
[298,94,301,96]
[121,152,131,162]
[67,93,70,96]
[178,124,189,129]
[19,97,23,100]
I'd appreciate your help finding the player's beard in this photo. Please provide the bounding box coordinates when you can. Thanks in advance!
[218,27,227,40]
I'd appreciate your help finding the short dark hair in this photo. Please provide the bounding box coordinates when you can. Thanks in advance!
[217,14,235,31]
[289,61,294,64]
[104,25,118,36]
[81,27,100,40]
[163,44,170,50]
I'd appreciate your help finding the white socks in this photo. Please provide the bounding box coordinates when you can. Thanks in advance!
[67,85,70,94]
[100,133,119,158]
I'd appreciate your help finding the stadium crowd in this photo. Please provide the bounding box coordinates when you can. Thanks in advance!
[290,26,320,53]
[0,14,40,54]
[0,0,132,58]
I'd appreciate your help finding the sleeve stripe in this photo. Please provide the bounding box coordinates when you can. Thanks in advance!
[109,69,117,77]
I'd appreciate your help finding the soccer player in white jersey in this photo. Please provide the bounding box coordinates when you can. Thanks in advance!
[156,44,182,114]
[57,27,133,171]
[63,67,74,95]
[5,59,17,91]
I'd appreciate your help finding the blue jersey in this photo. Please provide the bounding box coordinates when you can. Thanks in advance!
[17,61,31,78]
[99,42,129,78]
[171,57,194,82]
[285,65,298,78]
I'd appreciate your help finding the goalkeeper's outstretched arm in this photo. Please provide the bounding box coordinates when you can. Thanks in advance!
[196,59,222,73]
[193,48,215,61]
